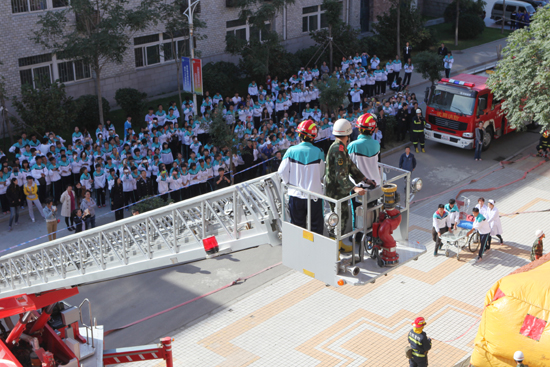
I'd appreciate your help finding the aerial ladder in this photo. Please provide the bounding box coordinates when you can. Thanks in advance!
[0,163,424,366]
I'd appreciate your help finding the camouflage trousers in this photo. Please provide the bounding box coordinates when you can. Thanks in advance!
[328,200,349,238]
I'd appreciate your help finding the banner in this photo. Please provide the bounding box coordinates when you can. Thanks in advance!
[181,57,192,94]
[192,58,203,96]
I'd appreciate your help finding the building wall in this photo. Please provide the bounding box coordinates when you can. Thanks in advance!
[0,0,378,115]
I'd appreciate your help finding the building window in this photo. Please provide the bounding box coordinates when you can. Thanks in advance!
[57,59,91,83]
[302,5,328,33]
[11,0,67,13]
[19,53,53,88]
[19,53,91,87]
[226,19,270,42]
[134,32,191,68]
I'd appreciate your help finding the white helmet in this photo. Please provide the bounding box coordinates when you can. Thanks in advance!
[513,351,524,362]
[333,119,353,136]
[416,109,422,114]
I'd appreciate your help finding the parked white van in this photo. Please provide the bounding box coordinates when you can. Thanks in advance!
[490,0,536,24]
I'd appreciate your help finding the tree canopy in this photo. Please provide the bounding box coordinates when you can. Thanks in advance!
[32,0,160,125]
[414,51,445,86]
[226,0,296,80]
[318,76,349,114]
[487,8,550,131]
[373,0,434,60]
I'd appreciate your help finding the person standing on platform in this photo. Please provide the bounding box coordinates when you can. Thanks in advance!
[278,120,325,235]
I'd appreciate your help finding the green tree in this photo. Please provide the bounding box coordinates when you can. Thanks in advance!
[487,8,550,131]
[317,77,349,114]
[31,0,160,126]
[207,110,247,183]
[203,62,242,99]
[11,81,77,136]
[373,0,434,61]
[159,0,206,109]
[226,0,296,80]
[308,0,359,70]
[115,88,147,123]
[414,51,445,86]
[74,94,111,133]
[444,0,486,41]
[226,32,296,81]
[0,61,14,145]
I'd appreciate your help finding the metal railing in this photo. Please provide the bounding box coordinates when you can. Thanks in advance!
[0,174,283,297]
[280,163,412,265]
[79,298,94,348]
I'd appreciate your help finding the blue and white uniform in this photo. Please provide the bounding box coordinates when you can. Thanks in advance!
[347,135,381,187]
[278,141,325,235]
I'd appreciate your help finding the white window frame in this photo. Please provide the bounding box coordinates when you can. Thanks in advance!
[226,19,271,43]
[302,5,327,33]
[134,32,191,69]
[11,0,69,14]
[56,58,92,84]
[19,53,91,88]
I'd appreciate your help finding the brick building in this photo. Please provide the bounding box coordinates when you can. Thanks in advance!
[0,0,442,114]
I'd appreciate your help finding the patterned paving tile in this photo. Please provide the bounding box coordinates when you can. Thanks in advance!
[131,160,550,367]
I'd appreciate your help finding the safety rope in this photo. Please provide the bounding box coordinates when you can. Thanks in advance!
[104,262,282,336]
[431,317,481,344]
[410,154,547,206]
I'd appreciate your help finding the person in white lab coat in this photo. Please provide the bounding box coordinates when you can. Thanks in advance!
[475,197,489,218]
[487,199,503,244]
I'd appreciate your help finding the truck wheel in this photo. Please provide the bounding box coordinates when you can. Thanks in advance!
[482,126,494,151]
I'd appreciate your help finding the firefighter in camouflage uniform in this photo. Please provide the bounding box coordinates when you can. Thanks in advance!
[325,119,374,252]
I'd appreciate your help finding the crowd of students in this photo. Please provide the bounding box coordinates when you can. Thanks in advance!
[0,48,425,237]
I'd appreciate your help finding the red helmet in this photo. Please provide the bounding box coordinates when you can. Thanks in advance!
[357,113,377,131]
[297,119,318,139]
[412,317,427,328]
[543,130,549,138]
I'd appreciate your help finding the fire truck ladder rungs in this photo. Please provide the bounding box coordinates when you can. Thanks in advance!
[0,174,283,298]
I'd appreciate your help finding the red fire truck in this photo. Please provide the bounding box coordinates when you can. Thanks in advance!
[424,73,514,150]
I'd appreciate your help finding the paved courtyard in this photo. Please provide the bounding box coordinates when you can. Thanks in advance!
[130,149,549,367]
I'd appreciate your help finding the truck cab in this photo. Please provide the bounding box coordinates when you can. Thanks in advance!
[424,74,510,150]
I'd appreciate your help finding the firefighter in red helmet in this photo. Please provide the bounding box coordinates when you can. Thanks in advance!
[278,119,325,235]
[408,317,432,367]
[536,130,549,157]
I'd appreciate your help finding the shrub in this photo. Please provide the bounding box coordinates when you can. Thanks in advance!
[132,195,173,214]
[115,88,147,122]
[454,13,485,39]
[74,95,110,133]
[11,81,77,137]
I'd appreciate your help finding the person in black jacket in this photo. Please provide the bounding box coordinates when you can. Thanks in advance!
[402,42,412,62]
[111,178,125,221]
[437,43,448,57]
[136,171,152,200]
[7,178,22,231]
[215,168,231,190]
[376,110,387,149]
[408,317,432,367]
[72,209,84,233]
[241,140,255,181]
[396,103,409,141]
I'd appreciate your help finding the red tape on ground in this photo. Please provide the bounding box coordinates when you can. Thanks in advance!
[104,262,282,336]
[410,154,547,205]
